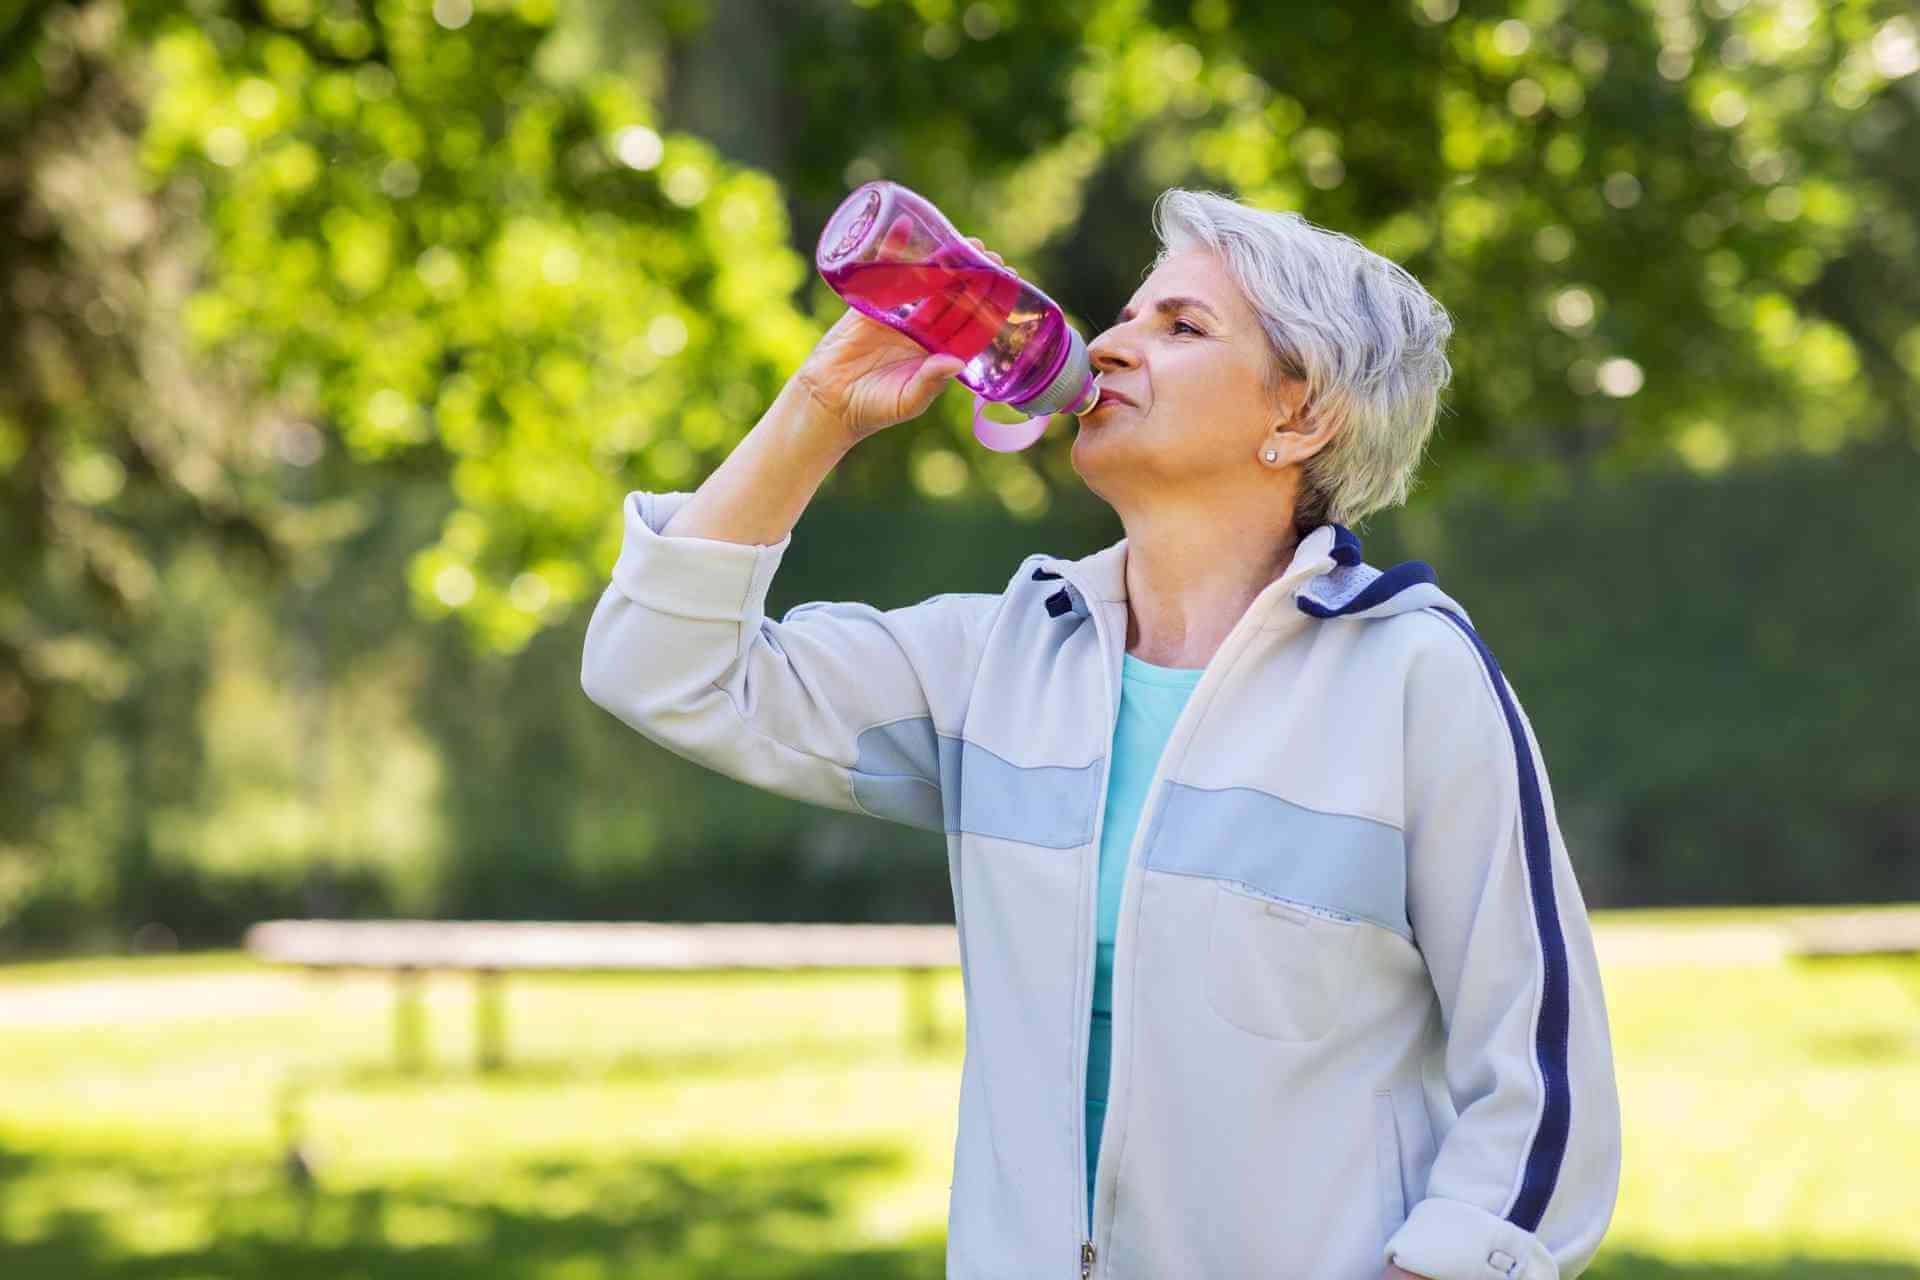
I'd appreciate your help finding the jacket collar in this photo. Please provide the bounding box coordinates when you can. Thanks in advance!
[1041,523,1340,604]
[1030,522,1465,627]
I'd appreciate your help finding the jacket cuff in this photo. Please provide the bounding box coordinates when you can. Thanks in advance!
[608,491,794,654]
[1385,1197,1558,1280]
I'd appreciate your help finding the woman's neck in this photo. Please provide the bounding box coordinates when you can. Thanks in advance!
[1120,520,1302,669]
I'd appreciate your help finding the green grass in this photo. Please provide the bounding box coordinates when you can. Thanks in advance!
[2,906,1917,1278]
[0,947,263,984]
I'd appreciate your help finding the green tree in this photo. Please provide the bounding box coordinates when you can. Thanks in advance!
[4,0,1918,947]
[141,0,1920,642]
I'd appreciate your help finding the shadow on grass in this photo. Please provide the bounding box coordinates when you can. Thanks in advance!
[5,1139,1917,1279]
[0,1139,947,1280]
[1804,1028,1919,1063]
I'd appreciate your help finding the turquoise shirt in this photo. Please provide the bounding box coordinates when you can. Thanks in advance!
[1087,651,1205,1224]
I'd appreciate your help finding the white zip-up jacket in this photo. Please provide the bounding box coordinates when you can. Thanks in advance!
[581,488,1622,1280]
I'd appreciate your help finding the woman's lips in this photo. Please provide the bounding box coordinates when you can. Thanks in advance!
[1091,390,1135,412]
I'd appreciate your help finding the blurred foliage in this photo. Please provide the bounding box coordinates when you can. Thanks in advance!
[134,0,817,652]
[2,0,1918,946]
[5,445,1918,952]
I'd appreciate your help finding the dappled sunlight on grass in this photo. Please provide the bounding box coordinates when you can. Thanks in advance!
[3,909,1919,1275]
[0,1135,948,1279]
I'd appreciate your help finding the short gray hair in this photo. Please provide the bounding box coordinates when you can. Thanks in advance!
[1149,189,1454,537]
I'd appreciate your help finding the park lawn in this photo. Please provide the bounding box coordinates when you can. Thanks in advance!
[0,906,1916,1279]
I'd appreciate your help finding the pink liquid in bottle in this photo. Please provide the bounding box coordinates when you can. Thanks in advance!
[816,182,1098,451]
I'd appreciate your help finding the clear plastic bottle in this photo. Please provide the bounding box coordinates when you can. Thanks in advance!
[815,180,1100,452]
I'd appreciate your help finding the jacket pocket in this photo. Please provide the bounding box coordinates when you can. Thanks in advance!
[1373,1089,1407,1243]
[1202,880,1359,1041]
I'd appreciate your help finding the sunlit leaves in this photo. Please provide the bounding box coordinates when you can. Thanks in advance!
[121,0,1920,651]
[139,0,813,654]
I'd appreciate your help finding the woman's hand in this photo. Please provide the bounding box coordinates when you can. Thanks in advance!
[1383,1263,1434,1279]
[793,235,1007,447]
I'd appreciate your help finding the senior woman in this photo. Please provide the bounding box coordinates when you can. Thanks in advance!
[581,189,1622,1280]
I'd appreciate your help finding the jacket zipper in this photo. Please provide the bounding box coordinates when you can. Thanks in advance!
[1069,573,1118,1280]
[1074,601,1198,1278]
[1058,571,1243,1278]
[1051,557,1325,1280]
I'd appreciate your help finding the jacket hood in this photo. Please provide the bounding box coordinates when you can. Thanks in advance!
[1032,521,1471,626]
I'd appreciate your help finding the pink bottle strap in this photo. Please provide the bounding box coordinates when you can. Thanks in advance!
[971,390,1050,452]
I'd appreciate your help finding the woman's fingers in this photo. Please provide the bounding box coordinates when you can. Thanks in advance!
[882,213,916,257]
[896,353,968,422]
[966,235,1006,268]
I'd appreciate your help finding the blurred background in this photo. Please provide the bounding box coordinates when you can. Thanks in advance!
[3,0,1918,1275]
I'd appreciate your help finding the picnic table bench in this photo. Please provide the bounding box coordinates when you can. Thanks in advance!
[244,919,961,1073]
[1785,907,1920,960]
[1784,906,1920,1013]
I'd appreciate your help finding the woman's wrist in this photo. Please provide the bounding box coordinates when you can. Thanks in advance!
[782,370,857,457]
[655,376,851,546]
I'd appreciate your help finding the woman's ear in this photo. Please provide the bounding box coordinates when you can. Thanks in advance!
[1275,395,1343,464]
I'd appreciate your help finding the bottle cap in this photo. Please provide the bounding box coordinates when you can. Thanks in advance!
[971,328,1100,451]
[1011,327,1095,419]
[1068,372,1102,417]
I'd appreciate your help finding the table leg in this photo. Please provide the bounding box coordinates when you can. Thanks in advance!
[476,968,506,1073]
[394,967,425,1074]
[905,966,937,1052]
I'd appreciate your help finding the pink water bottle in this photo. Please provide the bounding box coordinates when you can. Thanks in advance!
[815,180,1101,452]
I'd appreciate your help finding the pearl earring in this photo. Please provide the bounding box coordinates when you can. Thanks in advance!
[1263,449,1277,462]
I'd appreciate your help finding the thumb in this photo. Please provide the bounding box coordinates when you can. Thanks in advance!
[924,354,966,383]
[907,354,966,402]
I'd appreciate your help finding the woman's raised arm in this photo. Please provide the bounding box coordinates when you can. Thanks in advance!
[582,245,1016,831]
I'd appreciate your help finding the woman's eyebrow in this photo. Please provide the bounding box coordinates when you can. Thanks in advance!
[1115,295,1222,325]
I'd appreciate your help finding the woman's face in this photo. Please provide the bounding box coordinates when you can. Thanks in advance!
[1073,248,1302,511]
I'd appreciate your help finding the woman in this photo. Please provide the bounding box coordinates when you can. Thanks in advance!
[582,189,1622,1280]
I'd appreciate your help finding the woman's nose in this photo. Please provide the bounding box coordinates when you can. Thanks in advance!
[1088,330,1136,374]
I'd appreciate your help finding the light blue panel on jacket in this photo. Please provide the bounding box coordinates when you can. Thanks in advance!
[1143,783,1410,940]
[849,718,947,830]
[850,718,1103,848]
[849,719,1410,941]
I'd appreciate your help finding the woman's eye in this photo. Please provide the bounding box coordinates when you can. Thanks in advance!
[1171,319,1200,335]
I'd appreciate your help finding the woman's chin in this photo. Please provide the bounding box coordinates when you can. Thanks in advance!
[1074,416,1136,452]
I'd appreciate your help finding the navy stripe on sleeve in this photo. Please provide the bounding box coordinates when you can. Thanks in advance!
[1427,606,1572,1235]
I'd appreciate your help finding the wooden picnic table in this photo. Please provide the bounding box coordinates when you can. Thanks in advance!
[1784,907,1920,1010]
[1784,908,1920,960]
[244,919,961,1073]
